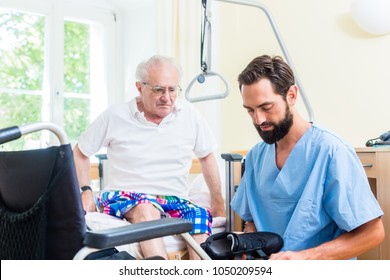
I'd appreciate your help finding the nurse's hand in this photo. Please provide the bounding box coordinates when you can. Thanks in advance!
[243,221,257,233]
[269,250,308,260]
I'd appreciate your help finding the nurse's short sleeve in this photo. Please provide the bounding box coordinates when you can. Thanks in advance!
[323,145,383,232]
[231,175,253,222]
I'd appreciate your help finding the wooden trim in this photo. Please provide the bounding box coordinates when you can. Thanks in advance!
[89,150,249,179]
[89,163,99,180]
[190,158,202,174]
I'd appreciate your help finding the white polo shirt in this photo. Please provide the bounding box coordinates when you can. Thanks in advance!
[78,97,217,199]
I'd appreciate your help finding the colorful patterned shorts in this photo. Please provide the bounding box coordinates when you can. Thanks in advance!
[96,191,212,235]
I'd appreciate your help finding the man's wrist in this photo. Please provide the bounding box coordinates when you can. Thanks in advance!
[80,185,92,193]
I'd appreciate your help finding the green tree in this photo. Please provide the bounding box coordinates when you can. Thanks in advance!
[0,9,44,150]
[0,9,91,150]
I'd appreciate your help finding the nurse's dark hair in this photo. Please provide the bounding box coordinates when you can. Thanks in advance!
[237,55,295,99]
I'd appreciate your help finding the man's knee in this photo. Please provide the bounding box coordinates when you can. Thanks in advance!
[124,203,161,223]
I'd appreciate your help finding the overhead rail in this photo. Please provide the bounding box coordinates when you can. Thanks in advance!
[187,0,315,122]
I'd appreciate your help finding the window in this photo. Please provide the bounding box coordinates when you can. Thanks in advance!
[0,9,45,150]
[0,2,115,150]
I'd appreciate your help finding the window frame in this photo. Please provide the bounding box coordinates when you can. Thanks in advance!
[0,0,120,146]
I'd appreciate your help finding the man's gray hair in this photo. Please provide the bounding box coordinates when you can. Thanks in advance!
[135,55,183,82]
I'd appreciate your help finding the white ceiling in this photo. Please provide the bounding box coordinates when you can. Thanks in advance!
[104,0,154,11]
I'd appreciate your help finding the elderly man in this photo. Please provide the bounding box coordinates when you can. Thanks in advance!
[73,55,225,260]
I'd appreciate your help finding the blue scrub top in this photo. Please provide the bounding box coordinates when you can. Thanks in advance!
[231,124,383,252]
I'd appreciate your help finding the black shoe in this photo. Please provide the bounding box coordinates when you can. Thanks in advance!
[201,231,283,260]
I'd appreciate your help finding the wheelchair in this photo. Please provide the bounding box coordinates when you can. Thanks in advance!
[0,122,209,260]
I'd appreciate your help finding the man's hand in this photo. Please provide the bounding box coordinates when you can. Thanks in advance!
[81,190,97,212]
[199,153,226,218]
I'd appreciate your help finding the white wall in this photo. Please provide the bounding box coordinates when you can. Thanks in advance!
[216,0,390,151]
[108,0,158,102]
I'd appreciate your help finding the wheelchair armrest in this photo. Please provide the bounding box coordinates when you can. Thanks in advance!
[95,153,107,160]
[0,126,21,144]
[221,153,245,232]
[221,153,243,162]
[84,218,193,249]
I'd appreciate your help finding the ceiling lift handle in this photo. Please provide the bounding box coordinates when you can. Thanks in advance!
[185,71,230,103]
[185,0,230,103]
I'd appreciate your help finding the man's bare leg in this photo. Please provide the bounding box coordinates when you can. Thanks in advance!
[124,204,168,259]
[187,233,208,260]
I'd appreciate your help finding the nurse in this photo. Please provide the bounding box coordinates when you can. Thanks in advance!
[231,55,384,260]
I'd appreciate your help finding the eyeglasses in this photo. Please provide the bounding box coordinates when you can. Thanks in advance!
[141,82,182,97]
